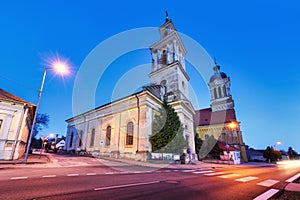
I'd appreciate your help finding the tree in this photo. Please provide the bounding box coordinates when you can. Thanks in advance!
[263,146,282,162]
[198,135,223,159]
[33,113,50,138]
[149,101,187,154]
[288,147,298,160]
[194,133,203,159]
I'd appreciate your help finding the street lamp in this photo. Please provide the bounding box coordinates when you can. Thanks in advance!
[39,133,55,156]
[226,121,237,164]
[274,141,281,150]
[24,62,69,162]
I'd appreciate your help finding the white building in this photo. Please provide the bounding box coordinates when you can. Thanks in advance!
[65,17,196,161]
[0,88,35,160]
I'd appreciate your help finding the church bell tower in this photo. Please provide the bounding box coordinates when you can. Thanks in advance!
[209,61,234,112]
[148,13,196,155]
[148,14,189,103]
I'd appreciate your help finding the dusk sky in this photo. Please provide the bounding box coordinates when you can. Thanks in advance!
[1,1,299,152]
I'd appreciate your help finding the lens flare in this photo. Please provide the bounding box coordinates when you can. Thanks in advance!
[41,51,71,75]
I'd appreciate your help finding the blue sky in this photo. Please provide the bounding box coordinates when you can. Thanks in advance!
[0,1,299,152]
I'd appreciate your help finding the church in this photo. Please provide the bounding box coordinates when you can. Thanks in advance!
[65,16,247,162]
[194,63,248,162]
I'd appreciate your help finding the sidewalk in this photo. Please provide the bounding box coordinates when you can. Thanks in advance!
[98,156,276,170]
[0,152,50,166]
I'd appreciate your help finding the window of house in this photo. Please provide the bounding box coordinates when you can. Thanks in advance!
[78,131,83,147]
[90,128,95,147]
[126,122,134,146]
[69,132,74,147]
[106,126,111,146]
[0,119,2,129]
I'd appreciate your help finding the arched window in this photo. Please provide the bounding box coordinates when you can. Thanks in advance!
[218,87,222,98]
[106,126,111,146]
[223,85,227,97]
[214,88,218,99]
[161,50,167,65]
[126,122,134,145]
[78,130,83,147]
[69,132,74,147]
[90,128,95,147]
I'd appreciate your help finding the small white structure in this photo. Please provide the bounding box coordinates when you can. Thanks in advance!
[0,88,35,160]
[222,151,241,165]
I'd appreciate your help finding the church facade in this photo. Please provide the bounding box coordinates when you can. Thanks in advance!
[194,63,248,162]
[65,18,196,161]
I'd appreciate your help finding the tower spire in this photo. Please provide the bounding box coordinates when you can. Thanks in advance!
[165,10,169,22]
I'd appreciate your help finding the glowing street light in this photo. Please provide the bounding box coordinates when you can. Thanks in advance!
[228,121,237,130]
[274,141,282,150]
[24,60,69,162]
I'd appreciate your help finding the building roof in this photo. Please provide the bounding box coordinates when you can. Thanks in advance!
[209,72,227,83]
[194,108,236,126]
[209,64,228,83]
[0,88,29,104]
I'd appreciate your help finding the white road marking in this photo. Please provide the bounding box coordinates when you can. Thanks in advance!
[182,170,196,173]
[67,174,79,176]
[286,172,300,183]
[105,172,114,175]
[205,172,227,176]
[42,175,56,178]
[94,180,160,191]
[253,189,279,200]
[10,177,28,180]
[86,173,96,176]
[257,179,279,187]
[235,176,258,182]
[218,174,240,178]
[118,172,129,174]
[193,170,214,174]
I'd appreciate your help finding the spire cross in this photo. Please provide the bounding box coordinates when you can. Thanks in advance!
[165,11,169,21]
[214,57,217,65]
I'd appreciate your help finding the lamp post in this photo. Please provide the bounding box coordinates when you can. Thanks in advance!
[226,121,237,164]
[274,141,281,150]
[24,63,68,162]
[39,133,55,157]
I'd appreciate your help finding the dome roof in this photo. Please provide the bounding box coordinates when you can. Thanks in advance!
[209,64,228,83]
[210,72,227,82]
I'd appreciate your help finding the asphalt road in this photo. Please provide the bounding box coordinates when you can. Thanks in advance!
[1,161,300,200]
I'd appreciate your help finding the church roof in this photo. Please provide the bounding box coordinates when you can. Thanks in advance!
[209,72,228,83]
[194,108,236,126]
[0,88,30,104]
[209,64,228,83]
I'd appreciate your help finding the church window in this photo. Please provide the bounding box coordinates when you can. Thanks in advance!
[69,131,74,147]
[78,130,83,147]
[161,80,167,86]
[126,122,134,145]
[223,85,227,97]
[214,88,217,99]
[218,87,222,98]
[106,126,111,146]
[90,128,95,147]
[161,50,167,65]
